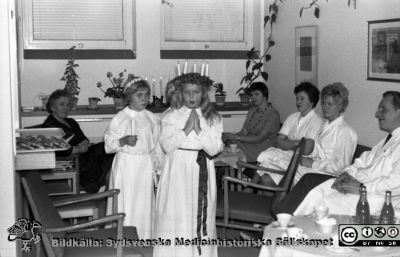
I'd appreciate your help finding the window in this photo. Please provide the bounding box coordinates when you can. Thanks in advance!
[161,0,261,51]
[22,0,135,50]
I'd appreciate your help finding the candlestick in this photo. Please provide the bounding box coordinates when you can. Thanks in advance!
[200,61,205,76]
[177,62,181,76]
[205,61,209,76]
[159,76,164,102]
[183,60,188,74]
[193,63,197,73]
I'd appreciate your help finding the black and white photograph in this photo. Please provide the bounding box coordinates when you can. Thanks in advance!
[1,1,400,257]
[368,18,400,81]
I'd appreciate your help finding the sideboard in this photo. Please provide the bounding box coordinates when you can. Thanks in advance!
[21,102,251,143]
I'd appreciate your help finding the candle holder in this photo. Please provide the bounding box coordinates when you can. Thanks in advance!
[149,95,168,107]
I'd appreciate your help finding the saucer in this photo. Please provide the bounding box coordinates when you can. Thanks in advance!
[227,148,239,153]
[325,245,355,254]
[87,106,99,110]
[271,221,295,230]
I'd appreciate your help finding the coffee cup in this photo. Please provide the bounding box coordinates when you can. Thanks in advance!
[314,205,329,219]
[276,213,292,228]
[229,143,238,152]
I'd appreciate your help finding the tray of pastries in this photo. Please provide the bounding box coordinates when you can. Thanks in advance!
[16,135,70,153]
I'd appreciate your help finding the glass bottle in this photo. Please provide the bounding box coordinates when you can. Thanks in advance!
[379,191,395,224]
[356,184,370,224]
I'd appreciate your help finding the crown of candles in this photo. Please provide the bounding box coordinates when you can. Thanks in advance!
[177,60,209,77]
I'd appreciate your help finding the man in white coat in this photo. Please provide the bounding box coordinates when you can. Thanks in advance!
[273,91,400,217]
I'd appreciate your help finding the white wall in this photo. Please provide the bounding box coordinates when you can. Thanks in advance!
[18,0,249,107]
[266,0,400,147]
[0,0,18,256]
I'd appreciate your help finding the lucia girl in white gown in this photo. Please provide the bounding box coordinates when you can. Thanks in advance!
[105,79,160,239]
[153,73,223,257]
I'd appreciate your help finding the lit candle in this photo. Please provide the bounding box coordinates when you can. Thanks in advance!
[193,63,197,73]
[159,76,164,101]
[151,77,156,97]
[183,60,188,74]
[177,62,181,76]
[205,61,209,76]
[200,61,205,76]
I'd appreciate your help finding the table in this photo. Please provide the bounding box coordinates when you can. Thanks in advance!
[214,147,247,191]
[258,215,399,257]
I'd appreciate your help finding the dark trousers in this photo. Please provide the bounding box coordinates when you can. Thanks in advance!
[79,142,115,193]
[272,173,335,216]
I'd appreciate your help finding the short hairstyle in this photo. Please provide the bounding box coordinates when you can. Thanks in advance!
[294,82,320,108]
[46,89,71,114]
[321,82,349,113]
[383,91,400,109]
[248,82,269,100]
[124,79,150,102]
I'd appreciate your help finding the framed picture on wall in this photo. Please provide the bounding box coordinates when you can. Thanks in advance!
[367,18,400,82]
[295,26,318,86]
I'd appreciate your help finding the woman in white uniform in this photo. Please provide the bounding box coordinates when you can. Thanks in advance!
[255,82,357,186]
[249,82,324,188]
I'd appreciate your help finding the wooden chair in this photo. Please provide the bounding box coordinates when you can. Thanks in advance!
[20,171,152,257]
[216,138,306,233]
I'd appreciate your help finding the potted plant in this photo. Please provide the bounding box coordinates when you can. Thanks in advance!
[88,97,101,110]
[61,46,80,110]
[213,82,227,107]
[97,70,135,109]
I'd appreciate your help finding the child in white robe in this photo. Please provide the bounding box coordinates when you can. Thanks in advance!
[105,78,159,239]
[153,73,223,257]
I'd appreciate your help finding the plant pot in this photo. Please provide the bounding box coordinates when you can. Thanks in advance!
[71,97,79,110]
[215,95,226,107]
[88,98,100,110]
[113,97,125,110]
[239,94,251,106]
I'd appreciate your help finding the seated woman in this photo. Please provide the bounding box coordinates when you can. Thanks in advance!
[249,82,324,188]
[222,82,280,163]
[255,82,358,187]
[42,89,115,193]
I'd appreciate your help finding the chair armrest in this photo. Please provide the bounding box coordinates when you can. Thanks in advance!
[236,161,286,176]
[45,213,125,233]
[52,189,120,207]
[222,176,285,192]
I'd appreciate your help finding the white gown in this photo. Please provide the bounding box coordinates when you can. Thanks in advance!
[153,106,223,257]
[256,110,323,185]
[257,115,357,185]
[295,127,400,217]
[104,107,159,239]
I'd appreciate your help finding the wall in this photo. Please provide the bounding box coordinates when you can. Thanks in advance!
[18,0,251,108]
[0,0,18,256]
[266,0,400,147]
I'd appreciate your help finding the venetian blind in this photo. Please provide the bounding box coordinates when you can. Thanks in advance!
[164,0,245,42]
[32,0,124,41]
[162,0,254,50]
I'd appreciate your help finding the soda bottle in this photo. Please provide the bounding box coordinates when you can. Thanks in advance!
[356,184,370,224]
[379,191,395,224]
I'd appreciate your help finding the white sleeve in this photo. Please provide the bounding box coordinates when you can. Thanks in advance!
[160,113,187,153]
[104,114,128,153]
[194,116,224,156]
[365,161,400,196]
[279,114,294,136]
[305,117,323,140]
[312,128,357,176]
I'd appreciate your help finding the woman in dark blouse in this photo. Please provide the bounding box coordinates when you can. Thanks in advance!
[42,89,115,193]
[222,82,281,162]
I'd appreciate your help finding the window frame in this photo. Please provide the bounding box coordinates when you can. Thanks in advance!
[22,0,135,50]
